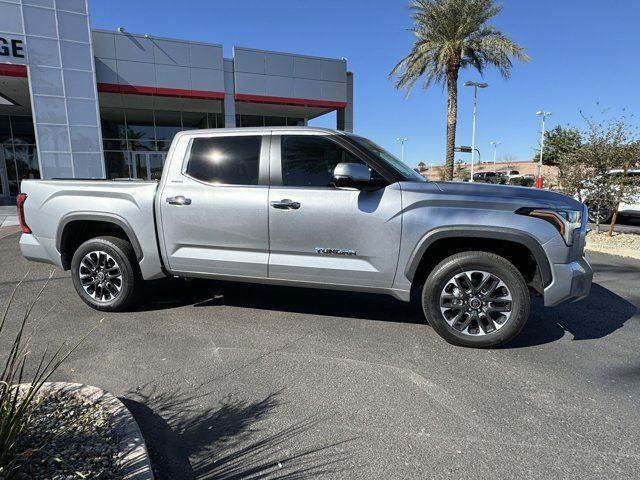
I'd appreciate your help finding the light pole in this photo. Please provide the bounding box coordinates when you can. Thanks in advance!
[464,81,488,182]
[535,111,552,188]
[490,140,501,172]
[396,137,409,163]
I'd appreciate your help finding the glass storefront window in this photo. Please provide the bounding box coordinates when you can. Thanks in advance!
[13,144,39,180]
[104,151,129,179]
[127,140,155,152]
[209,113,223,128]
[148,153,165,180]
[103,139,126,151]
[154,110,182,143]
[0,115,41,197]
[100,108,127,141]
[124,109,155,144]
[132,151,148,179]
[3,145,19,197]
[10,116,36,145]
[0,116,11,144]
[238,115,264,127]
[265,116,286,126]
[97,109,223,181]
[235,114,304,128]
[182,111,209,130]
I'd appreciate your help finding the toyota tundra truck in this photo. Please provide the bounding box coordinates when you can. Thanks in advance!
[16,127,592,348]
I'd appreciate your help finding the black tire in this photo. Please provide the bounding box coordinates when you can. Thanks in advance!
[586,202,613,224]
[71,236,141,312]
[421,251,530,348]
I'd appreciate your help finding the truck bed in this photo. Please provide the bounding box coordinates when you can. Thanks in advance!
[19,179,165,280]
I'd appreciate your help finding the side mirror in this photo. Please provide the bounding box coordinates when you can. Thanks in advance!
[333,162,371,189]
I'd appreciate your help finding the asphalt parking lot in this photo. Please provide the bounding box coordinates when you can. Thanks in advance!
[1,231,639,479]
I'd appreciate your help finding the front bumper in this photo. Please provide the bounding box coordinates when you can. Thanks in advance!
[544,256,593,307]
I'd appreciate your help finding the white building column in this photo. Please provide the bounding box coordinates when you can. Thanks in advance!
[223,58,236,128]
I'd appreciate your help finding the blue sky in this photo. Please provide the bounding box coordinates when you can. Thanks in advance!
[89,0,640,167]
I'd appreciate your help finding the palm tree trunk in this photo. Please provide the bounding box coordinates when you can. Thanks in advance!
[444,69,459,181]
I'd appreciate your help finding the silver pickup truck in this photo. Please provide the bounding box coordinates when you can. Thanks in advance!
[17,127,592,348]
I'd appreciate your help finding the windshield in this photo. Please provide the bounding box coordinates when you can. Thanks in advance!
[347,134,426,182]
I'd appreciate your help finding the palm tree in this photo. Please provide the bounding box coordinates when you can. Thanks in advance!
[390,0,529,180]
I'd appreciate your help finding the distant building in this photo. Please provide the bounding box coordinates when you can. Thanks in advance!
[0,1,353,200]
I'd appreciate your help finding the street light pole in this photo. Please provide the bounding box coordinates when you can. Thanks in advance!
[464,81,488,182]
[535,111,552,188]
[396,137,408,163]
[490,141,501,172]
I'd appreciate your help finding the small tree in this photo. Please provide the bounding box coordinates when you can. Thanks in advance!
[533,125,582,166]
[556,150,588,199]
[573,112,639,233]
[454,161,470,181]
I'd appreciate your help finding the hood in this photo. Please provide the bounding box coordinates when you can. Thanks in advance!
[400,180,584,211]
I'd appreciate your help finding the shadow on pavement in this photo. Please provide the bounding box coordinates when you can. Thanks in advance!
[136,277,636,348]
[507,283,637,348]
[136,277,425,324]
[121,386,355,479]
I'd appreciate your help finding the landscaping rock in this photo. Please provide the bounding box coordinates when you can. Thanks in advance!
[585,230,640,259]
[16,383,153,480]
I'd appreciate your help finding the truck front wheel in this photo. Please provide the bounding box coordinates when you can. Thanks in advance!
[422,251,530,348]
[71,236,141,312]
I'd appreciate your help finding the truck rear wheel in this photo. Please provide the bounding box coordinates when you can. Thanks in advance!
[421,251,530,348]
[71,236,141,312]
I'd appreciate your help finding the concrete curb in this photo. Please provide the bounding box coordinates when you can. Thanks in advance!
[20,382,154,480]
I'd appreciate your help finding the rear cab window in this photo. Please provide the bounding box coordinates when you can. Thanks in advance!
[186,135,262,185]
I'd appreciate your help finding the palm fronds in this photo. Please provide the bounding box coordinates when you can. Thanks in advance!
[390,0,528,180]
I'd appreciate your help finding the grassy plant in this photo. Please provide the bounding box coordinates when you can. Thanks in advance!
[0,271,97,479]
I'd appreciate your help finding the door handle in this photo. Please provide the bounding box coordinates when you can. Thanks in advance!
[270,199,301,210]
[166,195,192,206]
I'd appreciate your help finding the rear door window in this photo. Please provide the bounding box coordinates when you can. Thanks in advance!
[186,136,261,185]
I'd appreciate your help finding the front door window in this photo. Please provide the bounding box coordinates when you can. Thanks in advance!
[280,135,385,187]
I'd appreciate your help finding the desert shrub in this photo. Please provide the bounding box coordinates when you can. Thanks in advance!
[0,272,95,479]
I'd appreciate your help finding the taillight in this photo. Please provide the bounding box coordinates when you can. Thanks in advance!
[16,193,31,234]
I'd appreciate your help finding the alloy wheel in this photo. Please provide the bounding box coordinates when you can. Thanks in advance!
[78,250,123,302]
[439,270,513,336]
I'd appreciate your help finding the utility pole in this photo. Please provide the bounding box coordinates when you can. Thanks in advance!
[396,137,409,163]
[535,111,551,188]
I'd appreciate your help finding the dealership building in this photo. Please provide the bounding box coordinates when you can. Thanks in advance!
[0,0,354,200]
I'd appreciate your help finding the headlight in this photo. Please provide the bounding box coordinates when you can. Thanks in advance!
[516,208,582,246]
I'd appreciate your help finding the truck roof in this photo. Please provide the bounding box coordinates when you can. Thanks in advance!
[176,126,344,136]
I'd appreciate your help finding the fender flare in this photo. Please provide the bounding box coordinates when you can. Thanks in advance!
[404,225,552,287]
[56,212,144,262]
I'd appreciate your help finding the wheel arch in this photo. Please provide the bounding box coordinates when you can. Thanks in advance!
[57,213,143,270]
[406,226,552,297]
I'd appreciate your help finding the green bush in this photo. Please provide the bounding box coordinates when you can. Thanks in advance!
[510,176,535,187]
